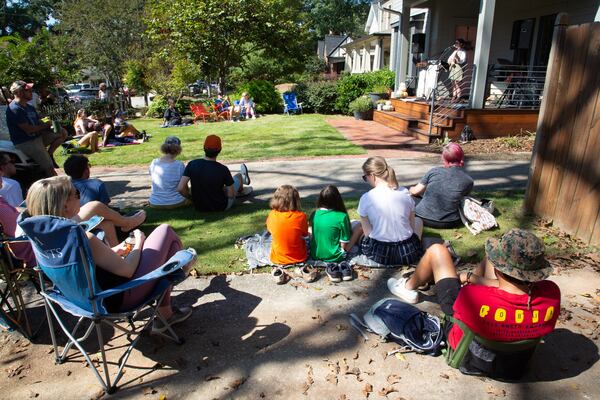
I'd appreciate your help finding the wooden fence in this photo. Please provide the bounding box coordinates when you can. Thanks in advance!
[525,14,600,246]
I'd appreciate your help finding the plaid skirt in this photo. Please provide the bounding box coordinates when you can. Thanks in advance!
[360,234,423,266]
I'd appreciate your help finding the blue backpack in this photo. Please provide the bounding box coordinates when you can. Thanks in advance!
[350,298,443,355]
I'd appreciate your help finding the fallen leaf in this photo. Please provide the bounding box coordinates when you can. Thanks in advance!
[377,386,398,396]
[336,324,347,331]
[339,395,348,400]
[326,373,338,385]
[439,373,449,379]
[301,382,311,395]
[486,386,506,397]
[353,351,359,360]
[387,374,401,384]
[228,377,246,390]
[205,375,221,381]
[89,389,105,400]
[346,367,361,376]
[27,391,39,399]
[395,353,406,361]
[362,383,373,397]
[159,395,167,400]
[143,387,157,395]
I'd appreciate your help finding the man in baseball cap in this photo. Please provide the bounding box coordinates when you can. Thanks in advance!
[386,228,560,378]
[177,134,251,211]
[5,80,67,177]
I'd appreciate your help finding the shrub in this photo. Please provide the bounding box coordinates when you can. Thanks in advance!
[145,95,193,118]
[294,81,338,114]
[335,70,396,114]
[348,95,374,113]
[236,80,283,114]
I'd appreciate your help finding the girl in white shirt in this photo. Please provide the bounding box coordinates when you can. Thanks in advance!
[448,39,467,101]
[149,136,191,208]
[356,156,423,266]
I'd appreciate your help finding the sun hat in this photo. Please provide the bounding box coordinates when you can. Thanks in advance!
[485,228,552,282]
[10,80,34,94]
[204,134,222,150]
[164,136,181,146]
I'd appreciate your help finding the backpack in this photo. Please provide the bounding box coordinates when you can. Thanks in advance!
[459,196,498,235]
[459,125,475,143]
[349,298,443,355]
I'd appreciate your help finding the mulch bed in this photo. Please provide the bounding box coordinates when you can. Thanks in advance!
[417,133,536,154]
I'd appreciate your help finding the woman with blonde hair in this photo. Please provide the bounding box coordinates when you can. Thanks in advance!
[354,156,423,267]
[23,176,195,332]
[72,108,104,153]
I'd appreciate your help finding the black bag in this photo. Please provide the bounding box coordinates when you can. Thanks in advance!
[460,125,475,143]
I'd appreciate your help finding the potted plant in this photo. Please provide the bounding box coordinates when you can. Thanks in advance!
[369,84,391,103]
[349,96,374,120]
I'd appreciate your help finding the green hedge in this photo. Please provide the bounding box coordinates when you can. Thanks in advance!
[295,81,338,114]
[146,95,193,118]
[335,70,395,114]
[236,80,283,114]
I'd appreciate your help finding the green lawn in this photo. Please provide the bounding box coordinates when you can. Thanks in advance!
[55,114,365,167]
[143,190,570,275]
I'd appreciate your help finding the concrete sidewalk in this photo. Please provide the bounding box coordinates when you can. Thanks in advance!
[98,156,532,210]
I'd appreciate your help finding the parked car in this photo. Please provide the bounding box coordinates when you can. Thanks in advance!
[69,88,99,102]
[65,83,92,94]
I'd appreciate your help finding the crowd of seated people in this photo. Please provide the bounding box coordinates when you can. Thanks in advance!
[3,76,561,380]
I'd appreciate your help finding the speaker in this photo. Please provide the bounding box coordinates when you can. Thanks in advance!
[411,33,426,54]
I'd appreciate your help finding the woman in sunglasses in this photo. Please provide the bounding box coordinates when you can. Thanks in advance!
[352,156,423,267]
[22,176,195,329]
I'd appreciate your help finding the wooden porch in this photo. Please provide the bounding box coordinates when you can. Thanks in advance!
[373,98,539,143]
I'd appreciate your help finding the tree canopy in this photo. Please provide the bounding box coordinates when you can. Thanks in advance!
[0,0,58,38]
[145,0,310,90]
[305,0,370,38]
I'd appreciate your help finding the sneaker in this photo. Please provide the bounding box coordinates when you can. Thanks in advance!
[387,277,419,304]
[340,261,353,281]
[252,115,256,120]
[152,306,193,334]
[271,267,288,285]
[239,163,251,185]
[326,263,342,283]
[296,265,318,283]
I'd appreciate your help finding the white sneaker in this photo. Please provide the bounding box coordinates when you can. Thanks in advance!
[387,277,419,304]
[252,115,256,120]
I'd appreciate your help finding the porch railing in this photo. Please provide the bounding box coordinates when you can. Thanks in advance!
[484,64,547,109]
[428,63,473,138]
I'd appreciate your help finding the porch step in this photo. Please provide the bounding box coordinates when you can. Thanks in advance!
[407,127,442,142]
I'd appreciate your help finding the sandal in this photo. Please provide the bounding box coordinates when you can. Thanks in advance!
[271,267,289,285]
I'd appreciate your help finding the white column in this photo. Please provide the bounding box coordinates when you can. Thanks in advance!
[352,49,360,73]
[362,46,371,72]
[394,7,410,93]
[345,52,352,72]
[389,26,398,71]
[595,5,600,21]
[373,39,383,70]
[470,0,496,109]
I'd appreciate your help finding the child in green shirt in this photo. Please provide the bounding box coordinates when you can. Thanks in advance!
[310,185,362,262]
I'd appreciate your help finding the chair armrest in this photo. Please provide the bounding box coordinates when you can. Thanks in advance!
[95,249,195,299]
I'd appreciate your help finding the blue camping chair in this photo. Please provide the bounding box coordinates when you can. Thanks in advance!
[283,92,302,115]
[18,214,196,394]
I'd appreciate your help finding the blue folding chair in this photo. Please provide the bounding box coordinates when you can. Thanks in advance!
[18,215,196,394]
[283,92,303,115]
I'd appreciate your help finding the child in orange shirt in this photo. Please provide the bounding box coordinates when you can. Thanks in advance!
[266,185,308,267]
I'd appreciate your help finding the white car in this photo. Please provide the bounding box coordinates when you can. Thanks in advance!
[65,83,92,95]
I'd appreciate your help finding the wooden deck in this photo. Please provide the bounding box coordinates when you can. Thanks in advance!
[373,98,539,143]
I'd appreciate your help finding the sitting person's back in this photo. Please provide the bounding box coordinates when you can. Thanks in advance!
[266,185,308,265]
[149,136,189,208]
[64,154,110,206]
[410,143,473,228]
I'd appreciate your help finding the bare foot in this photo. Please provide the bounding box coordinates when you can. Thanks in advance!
[121,210,146,232]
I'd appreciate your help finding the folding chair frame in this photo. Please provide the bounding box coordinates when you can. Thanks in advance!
[37,245,193,394]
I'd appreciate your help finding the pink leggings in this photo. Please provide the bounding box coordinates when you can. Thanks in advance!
[120,224,183,310]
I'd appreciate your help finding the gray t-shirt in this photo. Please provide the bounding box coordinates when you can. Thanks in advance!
[415,166,473,222]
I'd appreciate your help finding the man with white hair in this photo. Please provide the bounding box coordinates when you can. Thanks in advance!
[5,80,67,177]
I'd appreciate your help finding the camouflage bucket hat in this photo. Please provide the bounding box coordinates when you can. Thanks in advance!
[485,228,552,282]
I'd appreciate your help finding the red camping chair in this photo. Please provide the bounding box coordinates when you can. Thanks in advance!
[190,103,217,123]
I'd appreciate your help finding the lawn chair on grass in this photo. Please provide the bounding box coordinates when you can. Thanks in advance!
[283,92,302,115]
[18,215,196,394]
[190,103,217,123]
